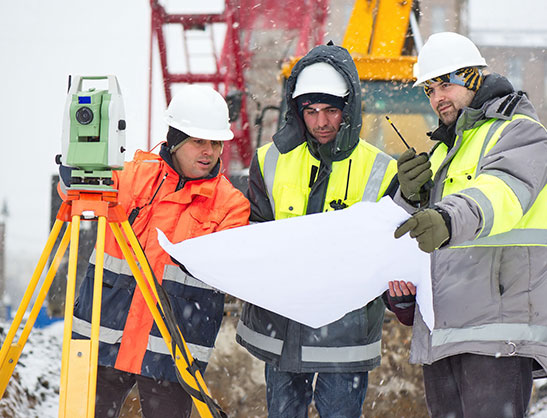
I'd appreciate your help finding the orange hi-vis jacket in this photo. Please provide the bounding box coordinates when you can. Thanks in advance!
[71,146,250,381]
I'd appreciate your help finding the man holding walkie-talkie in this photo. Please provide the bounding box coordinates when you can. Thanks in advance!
[235,43,413,418]
[394,32,547,417]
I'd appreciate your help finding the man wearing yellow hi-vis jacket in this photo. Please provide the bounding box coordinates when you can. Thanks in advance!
[394,32,547,417]
[235,43,403,418]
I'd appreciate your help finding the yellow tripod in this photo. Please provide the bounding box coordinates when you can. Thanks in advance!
[0,189,224,417]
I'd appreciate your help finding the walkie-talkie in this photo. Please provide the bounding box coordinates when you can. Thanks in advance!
[385,116,434,201]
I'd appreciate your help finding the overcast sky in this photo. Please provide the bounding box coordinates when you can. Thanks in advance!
[469,0,547,32]
[0,1,151,259]
[0,0,546,294]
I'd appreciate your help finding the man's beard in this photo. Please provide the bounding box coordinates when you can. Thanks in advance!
[437,102,458,125]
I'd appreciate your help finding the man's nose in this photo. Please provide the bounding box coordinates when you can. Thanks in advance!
[317,109,329,126]
[429,89,443,105]
[202,141,214,154]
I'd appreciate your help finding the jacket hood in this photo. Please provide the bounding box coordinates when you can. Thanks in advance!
[470,73,514,110]
[273,44,362,160]
[475,73,539,121]
[461,73,540,130]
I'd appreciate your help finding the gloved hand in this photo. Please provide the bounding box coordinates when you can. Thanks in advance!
[394,208,450,253]
[397,148,433,202]
[384,280,416,326]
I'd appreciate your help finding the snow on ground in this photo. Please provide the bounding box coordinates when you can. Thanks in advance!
[531,403,547,418]
[0,321,63,418]
[2,319,547,417]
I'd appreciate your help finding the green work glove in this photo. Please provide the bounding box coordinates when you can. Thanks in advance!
[394,208,450,253]
[397,148,433,202]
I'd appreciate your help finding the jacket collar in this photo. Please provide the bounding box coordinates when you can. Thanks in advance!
[159,142,220,181]
[158,142,221,201]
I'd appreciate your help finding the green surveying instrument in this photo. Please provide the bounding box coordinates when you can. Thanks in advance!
[59,75,126,188]
[0,75,225,417]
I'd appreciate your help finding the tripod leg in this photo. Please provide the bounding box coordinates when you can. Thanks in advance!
[87,215,107,416]
[120,219,161,302]
[58,214,87,418]
[0,220,70,398]
[58,215,108,418]
[111,221,216,418]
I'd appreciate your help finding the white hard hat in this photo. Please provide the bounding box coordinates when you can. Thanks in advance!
[164,84,233,141]
[414,32,487,87]
[292,62,349,98]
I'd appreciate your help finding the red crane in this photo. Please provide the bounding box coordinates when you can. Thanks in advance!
[148,0,329,176]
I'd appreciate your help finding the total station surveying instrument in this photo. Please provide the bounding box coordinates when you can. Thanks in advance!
[0,75,225,417]
[59,75,126,188]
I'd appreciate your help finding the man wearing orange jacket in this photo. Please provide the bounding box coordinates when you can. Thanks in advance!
[63,85,250,417]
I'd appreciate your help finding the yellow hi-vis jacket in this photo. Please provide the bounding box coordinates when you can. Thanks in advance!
[406,79,547,377]
[236,138,397,373]
[429,113,547,246]
[258,139,396,218]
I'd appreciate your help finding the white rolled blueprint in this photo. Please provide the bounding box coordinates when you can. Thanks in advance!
[158,197,433,330]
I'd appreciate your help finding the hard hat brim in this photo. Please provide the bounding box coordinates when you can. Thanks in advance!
[414,60,487,87]
[292,62,349,98]
[164,117,234,141]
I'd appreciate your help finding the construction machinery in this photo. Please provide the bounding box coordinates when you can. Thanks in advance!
[280,0,436,157]
[148,0,329,179]
[20,1,437,416]
[148,0,436,186]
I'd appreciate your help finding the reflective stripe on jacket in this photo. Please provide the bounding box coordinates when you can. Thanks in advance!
[236,139,396,373]
[429,114,547,246]
[72,148,250,382]
[409,87,547,377]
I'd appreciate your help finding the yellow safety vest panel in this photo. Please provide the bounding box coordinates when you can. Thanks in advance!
[429,114,547,246]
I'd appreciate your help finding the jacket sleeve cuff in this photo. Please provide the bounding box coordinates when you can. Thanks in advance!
[432,205,452,248]
[393,188,420,214]
[435,195,484,246]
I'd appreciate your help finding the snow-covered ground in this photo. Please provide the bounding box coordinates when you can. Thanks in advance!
[0,321,63,418]
[2,320,547,417]
[531,402,547,418]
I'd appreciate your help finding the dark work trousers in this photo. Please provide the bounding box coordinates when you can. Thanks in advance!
[422,353,533,418]
[95,365,193,418]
